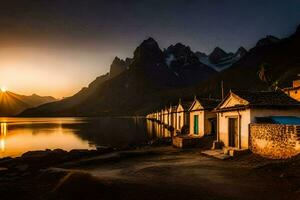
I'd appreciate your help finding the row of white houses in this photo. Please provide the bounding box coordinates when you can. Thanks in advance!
[146,90,300,152]
[146,98,219,137]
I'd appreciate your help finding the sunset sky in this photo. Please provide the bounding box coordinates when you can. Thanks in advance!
[0,0,300,98]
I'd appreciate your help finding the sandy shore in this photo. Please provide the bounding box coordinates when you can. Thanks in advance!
[0,145,299,200]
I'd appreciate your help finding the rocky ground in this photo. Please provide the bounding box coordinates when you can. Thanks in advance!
[0,144,299,200]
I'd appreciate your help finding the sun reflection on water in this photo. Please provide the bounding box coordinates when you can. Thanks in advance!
[0,118,95,158]
[0,122,7,152]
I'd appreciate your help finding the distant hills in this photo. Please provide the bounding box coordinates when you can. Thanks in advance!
[0,92,57,116]
[19,25,300,117]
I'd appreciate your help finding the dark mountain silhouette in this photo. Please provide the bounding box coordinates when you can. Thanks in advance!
[19,25,300,116]
[109,57,132,78]
[20,38,216,116]
[0,91,57,116]
[256,35,280,47]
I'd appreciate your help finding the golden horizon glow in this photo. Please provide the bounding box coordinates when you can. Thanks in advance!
[1,86,7,93]
[0,45,114,98]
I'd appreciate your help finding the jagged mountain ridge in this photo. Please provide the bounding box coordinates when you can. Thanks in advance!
[19,25,300,116]
[193,25,300,98]
[196,46,247,72]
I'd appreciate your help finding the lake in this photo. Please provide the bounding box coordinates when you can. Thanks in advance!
[0,117,172,158]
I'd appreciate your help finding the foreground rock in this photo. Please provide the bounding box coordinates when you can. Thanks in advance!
[0,147,114,171]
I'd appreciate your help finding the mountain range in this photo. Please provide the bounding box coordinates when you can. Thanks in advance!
[196,46,247,71]
[0,92,57,116]
[19,25,300,117]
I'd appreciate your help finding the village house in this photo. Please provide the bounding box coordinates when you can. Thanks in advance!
[163,107,169,125]
[153,112,156,120]
[156,110,161,122]
[283,79,300,101]
[160,109,164,124]
[168,105,172,127]
[157,110,162,123]
[214,90,300,154]
[176,100,193,133]
[189,98,220,137]
[169,105,177,129]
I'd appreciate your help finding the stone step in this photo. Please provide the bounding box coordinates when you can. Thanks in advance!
[223,147,250,157]
[172,135,201,148]
[201,150,231,160]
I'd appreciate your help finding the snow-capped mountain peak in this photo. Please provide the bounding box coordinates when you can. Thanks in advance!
[196,46,247,72]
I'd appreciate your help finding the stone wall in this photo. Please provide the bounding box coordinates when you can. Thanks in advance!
[250,124,300,159]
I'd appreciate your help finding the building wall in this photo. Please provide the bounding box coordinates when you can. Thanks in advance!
[218,109,251,149]
[168,113,172,126]
[176,112,184,131]
[250,124,300,159]
[189,110,216,137]
[171,112,177,128]
[205,112,217,135]
[218,108,300,149]
[189,110,205,136]
[163,112,169,125]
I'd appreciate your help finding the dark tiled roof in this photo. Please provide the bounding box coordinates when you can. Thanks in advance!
[171,106,177,112]
[181,101,193,110]
[232,90,300,107]
[198,98,221,109]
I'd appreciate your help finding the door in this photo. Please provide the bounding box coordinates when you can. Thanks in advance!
[228,118,238,147]
[209,118,216,135]
[194,115,199,135]
[178,115,181,130]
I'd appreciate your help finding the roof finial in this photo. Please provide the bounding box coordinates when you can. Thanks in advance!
[179,98,181,104]
[194,94,197,101]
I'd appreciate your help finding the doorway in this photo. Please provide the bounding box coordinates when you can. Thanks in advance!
[228,118,238,147]
[194,115,199,135]
[209,118,216,135]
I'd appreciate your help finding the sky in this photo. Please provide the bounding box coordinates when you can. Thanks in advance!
[0,0,299,98]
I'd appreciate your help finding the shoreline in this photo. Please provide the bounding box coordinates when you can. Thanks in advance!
[0,142,300,200]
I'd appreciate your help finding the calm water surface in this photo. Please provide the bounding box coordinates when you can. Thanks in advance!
[0,117,171,158]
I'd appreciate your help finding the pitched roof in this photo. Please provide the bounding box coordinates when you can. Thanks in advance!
[171,105,177,112]
[216,90,300,111]
[199,98,220,109]
[189,98,221,111]
[181,101,193,110]
[233,90,300,106]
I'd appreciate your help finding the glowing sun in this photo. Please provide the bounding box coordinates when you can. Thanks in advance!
[1,86,7,92]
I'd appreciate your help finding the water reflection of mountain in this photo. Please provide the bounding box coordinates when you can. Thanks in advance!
[61,117,151,148]
[62,118,173,148]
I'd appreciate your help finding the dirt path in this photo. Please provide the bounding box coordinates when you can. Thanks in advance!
[46,147,299,200]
